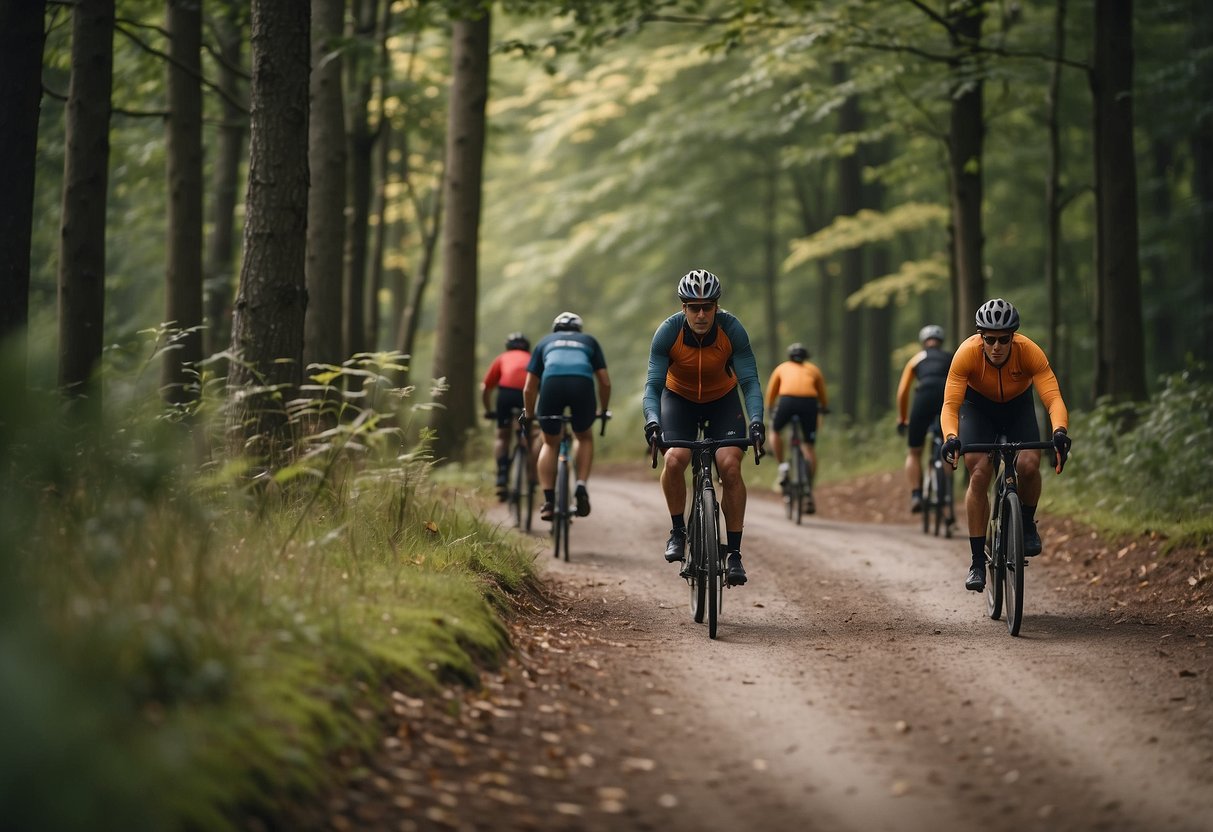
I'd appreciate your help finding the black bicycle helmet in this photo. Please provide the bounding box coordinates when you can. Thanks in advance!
[505,332,530,351]
[677,269,722,302]
[974,298,1020,331]
[552,312,583,332]
[787,342,809,361]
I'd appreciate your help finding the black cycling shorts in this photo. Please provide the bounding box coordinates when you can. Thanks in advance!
[659,387,747,442]
[772,395,819,443]
[537,375,597,435]
[957,387,1040,447]
[494,386,524,428]
[907,384,944,448]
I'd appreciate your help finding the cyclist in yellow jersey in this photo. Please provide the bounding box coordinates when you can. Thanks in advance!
[765,343,828,511]
[940,298,1072,593]
[895,325,952,514]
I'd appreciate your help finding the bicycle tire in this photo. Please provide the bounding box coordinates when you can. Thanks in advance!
[509,443,525,528]
[794,452,805,526]
[553,455,568,560]
[703,485,721,638]
[932,462,947,536]
[921,466,933,535]
[985,486,1005,620]
[523,479,534,533]
[689,492,707,623]
[1003,492,1025,636]
[942,465,954,538]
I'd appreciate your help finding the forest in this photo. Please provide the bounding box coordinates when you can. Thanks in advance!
[1,0,1211,828]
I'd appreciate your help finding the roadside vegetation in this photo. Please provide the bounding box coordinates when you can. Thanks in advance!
[0,350,536,831]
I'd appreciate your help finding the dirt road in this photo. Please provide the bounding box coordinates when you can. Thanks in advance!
[327,473,1213,832]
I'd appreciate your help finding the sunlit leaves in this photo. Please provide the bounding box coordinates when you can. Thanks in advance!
[783,202,949,271]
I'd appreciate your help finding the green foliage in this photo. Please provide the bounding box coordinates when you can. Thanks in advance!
[0,352,535,829]
[1045,371,1213,546]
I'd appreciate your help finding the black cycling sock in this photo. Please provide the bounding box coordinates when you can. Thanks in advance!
[671,514,685,532]
[969,536,985,564]
[1023,504,1037,524]
[544,489,555,503]
[726,530,742,552]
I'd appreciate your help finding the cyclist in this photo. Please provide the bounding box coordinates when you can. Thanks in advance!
[766,342,828,513]
[940,298,1072,593]
[896,325,952,514]
[643,269,765,587]
[481,332,537,501]
[520,312,611,522]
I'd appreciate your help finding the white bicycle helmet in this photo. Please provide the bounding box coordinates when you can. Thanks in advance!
[552,312,583,332]
[677,269,722,302]
[918,324,945,344]
[975,298,1020,331]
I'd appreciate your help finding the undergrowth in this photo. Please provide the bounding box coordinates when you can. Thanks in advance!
[0,349,536,830]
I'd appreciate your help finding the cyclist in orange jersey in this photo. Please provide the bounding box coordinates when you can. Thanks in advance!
[939,298,1072,593]
[766,343,828,511]
[481,332,537,500]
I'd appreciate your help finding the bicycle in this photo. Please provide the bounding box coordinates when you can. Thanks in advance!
[538,411,610,562]
[484,409,536,532]
[650,427,761,640]
[922,426,955,538]
[782,414,814,525]
[960,438,1059,636]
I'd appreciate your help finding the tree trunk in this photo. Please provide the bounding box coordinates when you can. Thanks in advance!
[429,10,490,462]
[1045,0,1066,360]
[1090,0,1147,401]
[834,62,863,421]
[0,0,47,388]
[946,0,986,343]
[867,247,893,417]
[226,0,310,457]
[57,0,115,411]
[761,156,779,369]
[304,0,347,370]
[1192,0,1213,369]
[343,0,379,358]
[366,0,394,352]
[203,1,245,359]
[163,0,205,404]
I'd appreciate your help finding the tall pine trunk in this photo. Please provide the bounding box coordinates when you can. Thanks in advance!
[1090,0,1147,401]
[430,10,490,461]
[343,0,379,358]
[226,0,310,457]
[834,62,863,420]
[0,0,47,389]
[304,0,347,370]
[204,1,245,358]
[57,0,115,412]
[946,0,986,342]
[163,0,205,404]
[1045,0,1066,360]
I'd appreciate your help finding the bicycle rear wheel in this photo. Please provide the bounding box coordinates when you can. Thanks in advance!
[1003,492,1025,636]
[702,486,721,638]
[793,453,805,526]
[932,463,947,536]
[509,444,525,528]
[985,491,1005,620]
[553,456,570,560]
[921,467,933,534]
[941,466,954,539]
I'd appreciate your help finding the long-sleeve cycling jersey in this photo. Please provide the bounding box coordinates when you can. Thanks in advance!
[643,310,763,425]
[896,346,951,422]
[940,333,1068,439]
[765,360,828,410]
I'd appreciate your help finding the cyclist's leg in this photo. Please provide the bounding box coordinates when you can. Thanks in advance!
[704,391,748,583]
[567,377,597,483]
[959,392,998,589]
[535,379,566,518]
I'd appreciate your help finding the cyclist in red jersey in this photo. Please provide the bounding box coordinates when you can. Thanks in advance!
[481,333,535,500]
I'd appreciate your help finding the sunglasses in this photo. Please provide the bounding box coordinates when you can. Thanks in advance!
[982,334,1013,346]
[684,302,716,315]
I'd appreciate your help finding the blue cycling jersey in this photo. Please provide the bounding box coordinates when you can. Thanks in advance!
[527,331,607,380]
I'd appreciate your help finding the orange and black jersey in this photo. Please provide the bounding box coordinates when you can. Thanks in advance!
[765,361,828,410]
[896,346,951,423]
[940,333,1068,439]
[643,310,763,424]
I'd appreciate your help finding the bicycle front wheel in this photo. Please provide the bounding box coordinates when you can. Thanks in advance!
[689,498,707,623]
[985,493,1005,620]
[1003,492,1025,636]
[794,454,805,526]
[702,486,721,639]
[921,468,933,535]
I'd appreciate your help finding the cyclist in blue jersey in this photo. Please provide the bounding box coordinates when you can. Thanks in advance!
[520,312,611,522]
[643,269,765,586]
